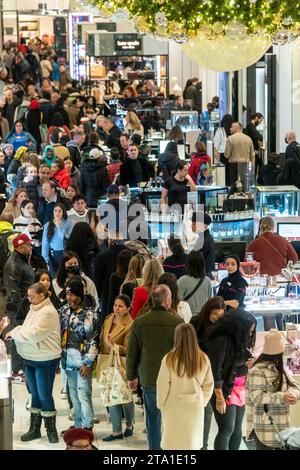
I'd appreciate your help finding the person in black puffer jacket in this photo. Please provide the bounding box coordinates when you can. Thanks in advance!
[206,309,256,451]
[157,141,181,180]
[80,148,109,208]
[257,153,280,186]
[217,255,248,310]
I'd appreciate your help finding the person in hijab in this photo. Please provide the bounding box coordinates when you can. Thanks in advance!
[217,255,248,309]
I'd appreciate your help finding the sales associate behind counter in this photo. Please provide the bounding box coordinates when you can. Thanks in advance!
[161,162,197,212]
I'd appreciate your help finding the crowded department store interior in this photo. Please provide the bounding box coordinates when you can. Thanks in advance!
[2,0,300,454]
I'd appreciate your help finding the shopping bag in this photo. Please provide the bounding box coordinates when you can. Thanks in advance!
[99,347,132,407]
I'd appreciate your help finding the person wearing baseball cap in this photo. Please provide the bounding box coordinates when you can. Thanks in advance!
[64,427,97,450]
[246,329,300,450]
[191,211,215,279]
[3,232,35,380]
[60,277,99,432]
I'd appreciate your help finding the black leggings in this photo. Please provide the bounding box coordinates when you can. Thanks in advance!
[211,395,245,450]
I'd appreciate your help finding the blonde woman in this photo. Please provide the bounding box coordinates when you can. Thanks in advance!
[120,254,146,300]
[131,259,164,319]
[157,323,214,450]
[125,111,144,138]
[5,187,28,219]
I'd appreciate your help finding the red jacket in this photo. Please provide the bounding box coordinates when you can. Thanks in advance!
[247,232,298,275]
[107,161,122,183]
[131,286,149,319]
[188,152,212,184]
[52,168,71,190]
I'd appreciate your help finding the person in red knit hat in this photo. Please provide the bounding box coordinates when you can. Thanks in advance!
[63,427,97,450]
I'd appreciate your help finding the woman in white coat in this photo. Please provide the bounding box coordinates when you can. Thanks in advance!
[157,323,214,450]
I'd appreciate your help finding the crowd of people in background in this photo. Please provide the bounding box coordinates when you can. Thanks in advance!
[0,38,299,452]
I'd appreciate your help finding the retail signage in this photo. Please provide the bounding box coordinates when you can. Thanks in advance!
[114,34,142,54]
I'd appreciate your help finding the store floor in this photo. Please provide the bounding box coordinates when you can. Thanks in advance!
[12,378,247,450]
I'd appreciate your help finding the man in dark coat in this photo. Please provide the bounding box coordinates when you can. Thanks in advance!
[119,143,154,187]
[244,112,264,177]
[37,180,68,225]
[93,231,126,324]
[80,148,109,208]
[192,211,215,279]
[3,233,35,376]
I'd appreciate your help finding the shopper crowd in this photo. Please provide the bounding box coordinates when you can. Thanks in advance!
[0,39,299,452]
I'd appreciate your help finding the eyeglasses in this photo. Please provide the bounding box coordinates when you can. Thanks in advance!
[68,443,92,450]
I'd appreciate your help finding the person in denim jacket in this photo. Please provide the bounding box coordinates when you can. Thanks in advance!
[60,276,99,430]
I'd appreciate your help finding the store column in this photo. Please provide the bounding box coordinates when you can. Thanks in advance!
[274,44,292,154]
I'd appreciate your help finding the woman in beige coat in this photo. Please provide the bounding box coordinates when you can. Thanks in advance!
[157,323,214,450]
[96,294,134,442]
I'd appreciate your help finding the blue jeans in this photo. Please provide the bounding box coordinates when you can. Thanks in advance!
[24,358,59,412]
[143,386,161,450]
[48,249,64,278]
[66,368,94,429]
[108,401,135,433]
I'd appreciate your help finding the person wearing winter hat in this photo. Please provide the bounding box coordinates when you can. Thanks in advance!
[246,329,300,450]
[59,276,99,433]
[25,100,43,152]
[217,255,248,309]
[191,211,215,279]
[80,146,109,208]
[64,427,97,450]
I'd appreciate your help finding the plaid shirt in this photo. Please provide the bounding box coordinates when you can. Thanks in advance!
[246,362,300,448]
[107,161,122,183]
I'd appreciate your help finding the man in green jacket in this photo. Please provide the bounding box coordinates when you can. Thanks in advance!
[126,284,183,450]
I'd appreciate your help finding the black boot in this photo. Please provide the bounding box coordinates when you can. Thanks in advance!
[21,408,42,442]
[43,412,59,443]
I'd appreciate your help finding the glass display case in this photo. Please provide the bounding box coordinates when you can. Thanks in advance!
[144,214,184,253]
[210,217,254,242]
[197,186,228,211]
[255,185,300,217]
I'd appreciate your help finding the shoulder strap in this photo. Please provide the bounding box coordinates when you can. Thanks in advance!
[184,278,204,302]
[261,235,287,263]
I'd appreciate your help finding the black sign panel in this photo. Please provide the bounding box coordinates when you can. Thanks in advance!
[114,34,142,55]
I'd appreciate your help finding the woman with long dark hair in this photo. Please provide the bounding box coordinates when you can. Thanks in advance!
[157,323,213,450]
[52,250,98,308]
[246,329,300,450]
[190,296,226,450]
[177,251,212,316]
[42,203,74,277]
[66,222,99,278]
[106,249,133,316]
[206,309,257,450]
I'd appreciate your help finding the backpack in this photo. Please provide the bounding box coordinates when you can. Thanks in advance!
[0,230,16,291]
[196,162,213,186]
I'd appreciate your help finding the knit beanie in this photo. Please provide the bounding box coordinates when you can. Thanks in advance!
[65,277,84,300]
[262,329,285,355]
[29,99,39,110]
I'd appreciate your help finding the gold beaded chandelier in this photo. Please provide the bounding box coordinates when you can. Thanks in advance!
[86,0,300,71]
